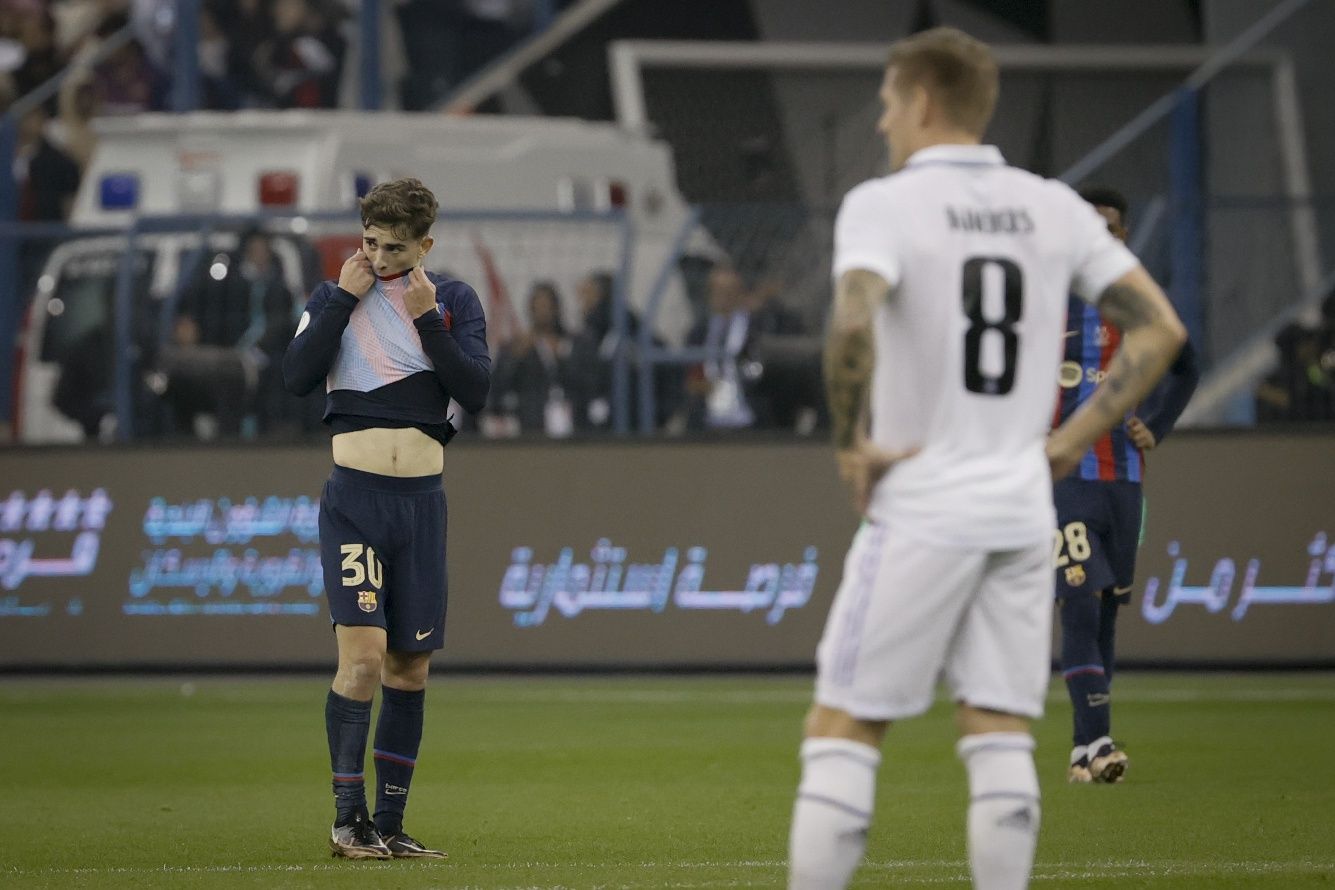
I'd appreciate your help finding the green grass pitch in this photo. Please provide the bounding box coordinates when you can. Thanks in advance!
[1,673,1332,888]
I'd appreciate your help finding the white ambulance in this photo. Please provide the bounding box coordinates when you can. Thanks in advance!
[16,111,702,442]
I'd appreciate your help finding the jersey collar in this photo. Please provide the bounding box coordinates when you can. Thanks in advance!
[904,144,1005,168]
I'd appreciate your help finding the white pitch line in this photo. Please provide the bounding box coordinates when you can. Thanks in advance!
[7,858,1331,879]
[6,679,1333,708]
[1094,688,1335,703]
[418,686,1335,706]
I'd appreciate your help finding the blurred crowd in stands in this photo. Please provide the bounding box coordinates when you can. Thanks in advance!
[4,1,1331,440]
[35,214,1332,443]
[484,261,823,439]
[46,226,318,443]
[1254,290,1335,423]
[2,0,544,225]
[44,220,826,444]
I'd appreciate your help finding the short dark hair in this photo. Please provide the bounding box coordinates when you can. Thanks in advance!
[1078,186,1129,221]
[360,177,438,241]
[237,222,267,249]
[886,27,999,135]
[584,271,614,303]
[529,281,567,336]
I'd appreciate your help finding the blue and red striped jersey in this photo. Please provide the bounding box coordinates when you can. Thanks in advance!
[1051,296,1143,482]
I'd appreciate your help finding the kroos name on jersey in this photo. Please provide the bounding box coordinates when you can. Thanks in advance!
[945,206,1035,235]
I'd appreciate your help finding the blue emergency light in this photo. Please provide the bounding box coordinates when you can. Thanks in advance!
[99,173,140,210]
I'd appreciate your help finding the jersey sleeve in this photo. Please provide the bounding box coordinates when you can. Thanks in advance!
[832,181,901,287]
[282,281,358,396]
[413,280,492,414]
[1063,187,1140,305]
[1139,338,1200,442]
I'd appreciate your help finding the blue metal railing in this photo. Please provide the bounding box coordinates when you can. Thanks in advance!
[1168,88,1206,355]
[5,207,634,442]
[360,0,383,111]
[636,207,699,434]
[170,0,202,113]
[611,215,636,436]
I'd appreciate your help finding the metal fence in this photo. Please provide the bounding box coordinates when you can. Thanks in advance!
[5,2,1335,445]
[3,209,638,445]
[610,0,1335,428]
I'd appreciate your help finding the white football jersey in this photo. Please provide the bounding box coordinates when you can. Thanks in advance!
[832,144,1138,548]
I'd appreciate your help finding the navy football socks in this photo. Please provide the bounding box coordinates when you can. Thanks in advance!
[1098,594,1120,684]
[326,689,373,821]
[1060,593,1112,746]
[373,685,425,837]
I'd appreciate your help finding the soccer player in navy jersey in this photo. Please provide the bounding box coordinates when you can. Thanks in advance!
[1053,186,1199,784]
[283,177,490,858]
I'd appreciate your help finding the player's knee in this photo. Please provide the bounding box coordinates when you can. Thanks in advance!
[802,705,824,737]
[337,645,385,689]
[955,703,1029,737]
[804,704,889,747]
[382,651,430,690]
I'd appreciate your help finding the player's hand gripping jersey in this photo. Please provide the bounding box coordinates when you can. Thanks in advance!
[283,269,491,439]
[832,145,1137,548]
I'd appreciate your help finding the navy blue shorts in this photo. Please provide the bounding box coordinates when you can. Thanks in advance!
[1052,478,1143,603]
[319,465,447,652]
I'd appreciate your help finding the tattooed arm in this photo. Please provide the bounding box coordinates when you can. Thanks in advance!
[825,269,918,512]
[825,269,888,450]
[1048,265,1187,478]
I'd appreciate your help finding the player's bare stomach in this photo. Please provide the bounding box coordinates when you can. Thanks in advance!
[332,427,444,477]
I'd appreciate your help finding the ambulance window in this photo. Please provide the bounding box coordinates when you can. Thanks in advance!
[39,250,154,364]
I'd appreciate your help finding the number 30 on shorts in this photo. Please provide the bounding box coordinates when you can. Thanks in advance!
[340,543,384,587]
[1052,521,1091,568]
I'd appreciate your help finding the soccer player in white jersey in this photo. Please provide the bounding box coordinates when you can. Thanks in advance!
[787,28,1187,890]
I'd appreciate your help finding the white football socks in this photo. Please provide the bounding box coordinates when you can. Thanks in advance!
[788,737,881,890]
[957,733,1041,890]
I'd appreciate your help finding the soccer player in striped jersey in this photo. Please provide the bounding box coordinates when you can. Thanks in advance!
[787,28,1187,890]
[1053,187,1199,784]
[284,177,490,859]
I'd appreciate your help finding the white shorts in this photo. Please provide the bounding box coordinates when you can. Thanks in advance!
[814,520,1053,721]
